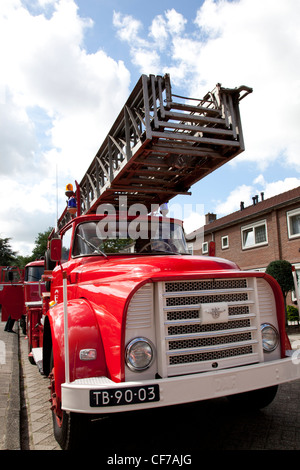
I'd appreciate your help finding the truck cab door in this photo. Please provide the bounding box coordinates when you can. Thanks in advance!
[1,269,24,321]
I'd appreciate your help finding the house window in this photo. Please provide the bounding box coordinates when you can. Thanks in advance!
[241,220,267,249]
[202,242,208,254]
[187,243,193,254]
[221,235,229,249]
[291,264,300,302]
[287,208,300,239]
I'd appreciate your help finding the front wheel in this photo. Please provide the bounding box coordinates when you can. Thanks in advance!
[49,350,89,450]
[227,385,278,409]
[52,409,89,450]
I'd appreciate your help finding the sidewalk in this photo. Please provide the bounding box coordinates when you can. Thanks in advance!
[19,327,60,450]
[0,320,20,450]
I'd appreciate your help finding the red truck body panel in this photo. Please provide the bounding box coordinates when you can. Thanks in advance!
[0,266,24,321]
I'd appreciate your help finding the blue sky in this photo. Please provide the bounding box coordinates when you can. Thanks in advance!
[1,0,300,255]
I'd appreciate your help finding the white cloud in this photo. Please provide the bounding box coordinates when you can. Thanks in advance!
[131,48,161,75]
[113,11,162,73]
[0,97,37,175]
[214,184,254,216]
[37,0,57,7]
[214,177,300,217]
[113,11,144,45]
[0,0,131,254]
[191,0,300,171]
[262,177,300,200]
[149,9,186,47]
[166,202,205,236]
[0,175,59,255]
[165,9,187,35]
[183,212,205,235]
[114,0,300,173]
[253,174,266,187]
[149,15,168,45]
[1,1,130,173]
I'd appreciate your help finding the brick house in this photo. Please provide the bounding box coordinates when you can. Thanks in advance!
[189,186,300,306]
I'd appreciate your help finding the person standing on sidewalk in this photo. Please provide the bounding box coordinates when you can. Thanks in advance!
[4,315,16,333]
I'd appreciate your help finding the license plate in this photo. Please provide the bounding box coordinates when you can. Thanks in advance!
[90,384,160,407]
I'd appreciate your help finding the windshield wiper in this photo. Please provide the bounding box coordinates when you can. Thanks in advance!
[77,234,107,258]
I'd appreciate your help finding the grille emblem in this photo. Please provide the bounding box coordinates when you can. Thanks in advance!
[201,302,229,324]
[209,307,225,319]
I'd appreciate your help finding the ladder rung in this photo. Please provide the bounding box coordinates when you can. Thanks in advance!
[151,131,241,147]
[167,101,221,116]
[164,110,225,126]
[156,120,234,136]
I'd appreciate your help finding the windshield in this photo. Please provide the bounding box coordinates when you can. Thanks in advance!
[72,219,189,256]
[2,269,21,282]
[25,266,44,282]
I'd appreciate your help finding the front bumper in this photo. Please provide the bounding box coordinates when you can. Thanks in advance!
[61,354,300,414]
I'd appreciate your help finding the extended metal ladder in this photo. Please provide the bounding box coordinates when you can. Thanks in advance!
[57,74,252,230]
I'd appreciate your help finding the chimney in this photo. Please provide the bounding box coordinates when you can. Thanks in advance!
[205,213,217,224]
[240,201,244,210]
[261,192,264,201]
[252,196,256,205]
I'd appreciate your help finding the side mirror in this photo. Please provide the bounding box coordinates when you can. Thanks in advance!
[50,238,62,261]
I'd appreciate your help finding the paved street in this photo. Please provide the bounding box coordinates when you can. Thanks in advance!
[1,320,300,453]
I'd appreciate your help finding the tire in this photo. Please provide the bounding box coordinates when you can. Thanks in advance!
[52,409,89,450]
[227,385,278,410]
[49,350,89,450]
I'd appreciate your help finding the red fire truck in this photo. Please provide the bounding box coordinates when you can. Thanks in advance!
[29,74,300,450]
[1,260,45,337]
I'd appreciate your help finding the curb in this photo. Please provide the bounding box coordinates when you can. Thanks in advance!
[6,325,20,450]
[0,321,20,450]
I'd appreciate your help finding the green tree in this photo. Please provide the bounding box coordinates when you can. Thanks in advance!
[0,237,17,266]
[31,227,53,260]
[266,260,295,326]
[15,227,54,268]
[287,305,299,325]
[15,254,35,268]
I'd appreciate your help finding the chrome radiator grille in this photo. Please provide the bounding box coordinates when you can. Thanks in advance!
[155,278,262,377]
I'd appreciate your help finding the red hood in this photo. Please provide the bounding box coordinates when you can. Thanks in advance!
[74,254,240,285]
[66,254,241,382]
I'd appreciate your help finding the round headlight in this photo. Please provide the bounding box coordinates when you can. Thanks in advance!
[125,338,154,371]
[261,323,279,352]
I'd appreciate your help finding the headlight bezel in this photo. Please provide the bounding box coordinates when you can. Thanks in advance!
[125,337,155,372]
[261,323,279,353]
